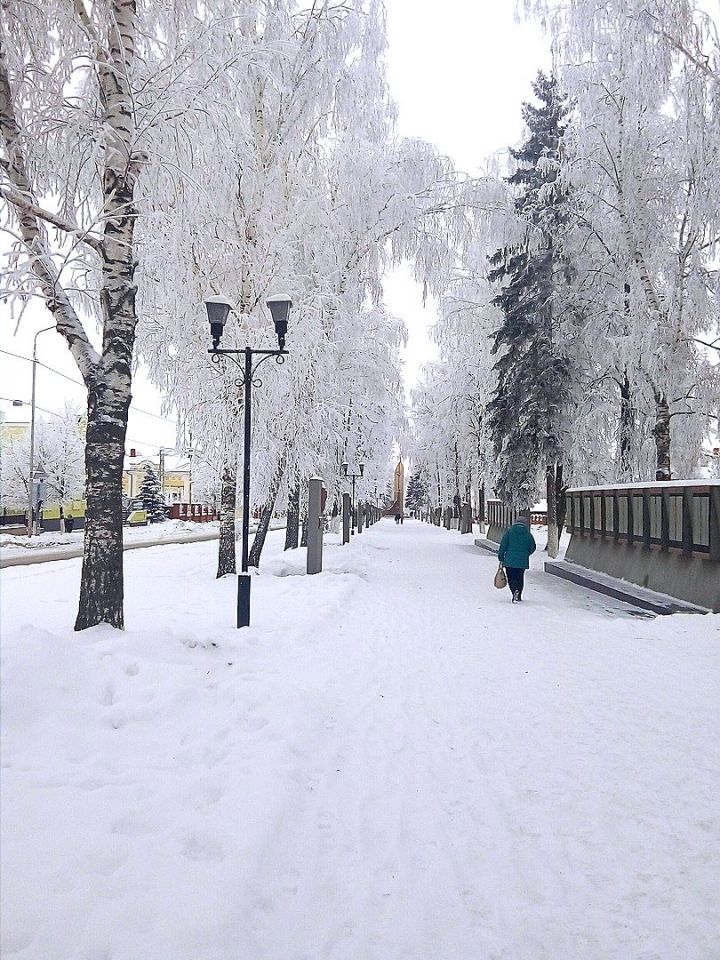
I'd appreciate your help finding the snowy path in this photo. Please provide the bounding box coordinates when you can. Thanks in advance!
[2,519,718,960]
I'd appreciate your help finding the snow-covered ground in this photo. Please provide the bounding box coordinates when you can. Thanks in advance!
[1,519,718,960]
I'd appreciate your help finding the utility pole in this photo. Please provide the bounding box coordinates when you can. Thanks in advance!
[27,325,56,536]
[158,447,166,504]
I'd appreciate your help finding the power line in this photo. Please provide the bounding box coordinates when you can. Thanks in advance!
[0,348,179,423]
[0,348,85,388]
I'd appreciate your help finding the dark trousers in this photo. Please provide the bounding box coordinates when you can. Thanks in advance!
[506,567,525,597]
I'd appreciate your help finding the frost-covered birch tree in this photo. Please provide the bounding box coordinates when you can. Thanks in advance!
[526,0,720,479]
[0,405,85,509]
[0,0,238,628]
[0,0,152,628]
[137,0,479,571]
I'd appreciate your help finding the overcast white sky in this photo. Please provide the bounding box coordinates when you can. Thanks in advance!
[384,0,549,400]
[0,2,549,451]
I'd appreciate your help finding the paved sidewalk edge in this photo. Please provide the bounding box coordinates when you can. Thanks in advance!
[544,559,709,615]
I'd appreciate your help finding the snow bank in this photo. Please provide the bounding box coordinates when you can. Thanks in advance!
[0,519,221,552]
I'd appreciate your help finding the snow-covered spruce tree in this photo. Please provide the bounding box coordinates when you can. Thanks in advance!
[487,73,578,556]
[405,469,428,515]
[139,464,165,524]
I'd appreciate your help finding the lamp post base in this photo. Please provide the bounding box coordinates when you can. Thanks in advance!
[237,573,251,628]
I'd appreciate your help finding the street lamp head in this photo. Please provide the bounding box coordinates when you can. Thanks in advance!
[266,294,292,350]
[341,462,348,476]
[205,296,233,349]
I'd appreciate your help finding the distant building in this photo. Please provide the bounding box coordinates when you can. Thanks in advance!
[394,460,405,513]
[0,419,30,442]
[123,449,192,503]
[383,459,405,517]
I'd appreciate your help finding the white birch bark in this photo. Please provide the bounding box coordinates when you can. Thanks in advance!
[1,0,141,629]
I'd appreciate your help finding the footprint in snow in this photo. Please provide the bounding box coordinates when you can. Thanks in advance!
[182,834,224,862]
[239,714,269,733]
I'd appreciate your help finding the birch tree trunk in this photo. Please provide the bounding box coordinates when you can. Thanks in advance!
[216,465,237,577]
[77,0,140,630]
[248,453,287,567]
[652,389,672,481]
[77,382,131,627]
[618,371,635,481]
[1,1,141,630]
[249,502,275,567]
[284,482,300,550]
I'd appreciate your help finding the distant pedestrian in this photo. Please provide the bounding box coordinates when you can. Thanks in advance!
[65,514,74,533]
[497,512,536,603]
[395,512,401,525]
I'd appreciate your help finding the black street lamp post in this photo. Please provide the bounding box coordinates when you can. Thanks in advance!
[206,294,292,627]
[341,461,364,534]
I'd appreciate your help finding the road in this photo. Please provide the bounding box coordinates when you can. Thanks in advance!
[0,522,285,568]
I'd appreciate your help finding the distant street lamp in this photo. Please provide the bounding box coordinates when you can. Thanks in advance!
[341,461,364,534]
[27,325,56,537]
[206,293,292,627]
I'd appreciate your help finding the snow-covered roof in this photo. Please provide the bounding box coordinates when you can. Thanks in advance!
[567,479,720,493]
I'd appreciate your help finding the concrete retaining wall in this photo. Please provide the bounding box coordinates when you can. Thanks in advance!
[565,481,719,613]
[565,537,718,612]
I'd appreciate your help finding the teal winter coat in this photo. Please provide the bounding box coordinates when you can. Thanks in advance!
[498,523,537,570]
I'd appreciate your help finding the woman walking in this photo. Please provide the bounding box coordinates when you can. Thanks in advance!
[497,513,536,602]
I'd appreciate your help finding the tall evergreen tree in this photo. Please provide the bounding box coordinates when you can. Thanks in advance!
[405,469,428,515]
[140,465,166,524]
[487,72,577,556]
